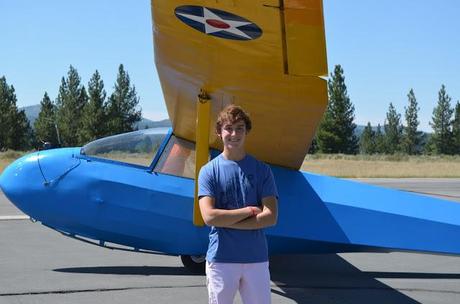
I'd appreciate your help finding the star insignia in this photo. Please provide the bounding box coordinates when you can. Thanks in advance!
[175,6,262,41]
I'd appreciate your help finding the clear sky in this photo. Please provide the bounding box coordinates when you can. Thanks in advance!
[1,0,459,131]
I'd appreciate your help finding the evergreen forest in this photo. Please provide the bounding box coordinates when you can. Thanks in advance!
[0,64,141,151]
[1,64,460,156]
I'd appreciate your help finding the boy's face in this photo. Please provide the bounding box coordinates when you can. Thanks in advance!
[219,120,247,151]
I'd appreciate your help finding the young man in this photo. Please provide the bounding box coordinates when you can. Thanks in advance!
[198,105,278,304]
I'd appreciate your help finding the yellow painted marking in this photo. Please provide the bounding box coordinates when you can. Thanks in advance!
[193,90,211,226]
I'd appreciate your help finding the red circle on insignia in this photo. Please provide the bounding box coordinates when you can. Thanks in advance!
[205,19,230,29]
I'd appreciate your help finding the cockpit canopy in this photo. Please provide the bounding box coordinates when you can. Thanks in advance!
[81,128,170,167]
[80,127,202,179]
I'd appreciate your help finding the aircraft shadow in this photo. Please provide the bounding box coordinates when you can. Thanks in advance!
[54,254,460,303]
[54,265,202,276]
[269,254,431,304]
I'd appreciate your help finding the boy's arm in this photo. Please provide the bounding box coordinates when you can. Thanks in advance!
[227,196,278,230]
[199,196,261,227]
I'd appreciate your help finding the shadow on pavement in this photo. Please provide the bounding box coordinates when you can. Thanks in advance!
[53,254,459,303]
[269,254,425,304]
[54,265,202,276]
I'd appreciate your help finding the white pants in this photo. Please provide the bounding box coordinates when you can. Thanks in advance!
[205,261,271,304]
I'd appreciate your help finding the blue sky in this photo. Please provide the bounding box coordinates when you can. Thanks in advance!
[1,0,459,131]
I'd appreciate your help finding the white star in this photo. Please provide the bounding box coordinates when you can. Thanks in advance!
[176,7,253,40]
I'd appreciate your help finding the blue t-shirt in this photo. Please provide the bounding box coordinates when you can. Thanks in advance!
[198,154,278,263]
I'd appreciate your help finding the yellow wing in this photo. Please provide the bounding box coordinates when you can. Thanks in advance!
[151,0,328,169]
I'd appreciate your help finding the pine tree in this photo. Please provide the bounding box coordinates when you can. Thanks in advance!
[452,101,460,154]
[374,124,386,153]
[9,108,33,150]
[80,70,108,143]
[77,85,89,144]
[308,136,318,154]
[359,122,376,154]
[429,85,454,154]
[34,92,59,147]
[384,103,403,154]
[317,65,358,154]
[0,77,11,150]
[106,64,142,135]
[55,66,88,147]
[402,89,421,154]
[0,76,33,151]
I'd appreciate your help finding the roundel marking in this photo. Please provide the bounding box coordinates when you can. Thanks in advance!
[174,5,263,41]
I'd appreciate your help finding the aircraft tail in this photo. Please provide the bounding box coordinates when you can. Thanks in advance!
[268,168,460,255]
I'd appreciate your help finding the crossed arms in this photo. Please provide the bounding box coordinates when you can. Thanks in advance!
[199,196,278,230]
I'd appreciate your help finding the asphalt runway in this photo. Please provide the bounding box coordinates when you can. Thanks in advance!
[1,179,460,304]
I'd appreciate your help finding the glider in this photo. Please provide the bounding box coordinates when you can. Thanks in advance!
[1,1,460,273]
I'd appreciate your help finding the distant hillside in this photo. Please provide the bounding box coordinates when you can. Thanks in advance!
[21,104,171,130]
[355,124,373,137]
[354,124,392,137]
[22,105,428,139]
[136,118,171,129]
[22,105,41,126]
[354,124,430,137]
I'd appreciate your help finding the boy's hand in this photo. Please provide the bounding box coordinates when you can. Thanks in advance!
[248,206,263,216]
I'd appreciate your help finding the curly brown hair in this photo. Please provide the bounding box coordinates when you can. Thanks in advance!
[215,105,252,135]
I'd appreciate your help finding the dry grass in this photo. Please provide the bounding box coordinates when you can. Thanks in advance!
[0,151,26,174]
[93,152,154,167]
[0,159,11,175]
[2,151,460,178]
[0,151,154,175]
[302,154,460,178]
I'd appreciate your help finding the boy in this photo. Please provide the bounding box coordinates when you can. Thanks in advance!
[198,105,278,304]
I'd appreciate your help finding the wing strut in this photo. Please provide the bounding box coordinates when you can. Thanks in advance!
[193,90,211,226]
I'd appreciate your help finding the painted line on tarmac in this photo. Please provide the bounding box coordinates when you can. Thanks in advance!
[0,215,29,221]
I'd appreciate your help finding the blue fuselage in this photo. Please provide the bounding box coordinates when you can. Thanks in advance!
[2,147,460,256]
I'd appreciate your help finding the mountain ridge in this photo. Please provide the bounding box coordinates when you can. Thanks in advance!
[21,104,171,130]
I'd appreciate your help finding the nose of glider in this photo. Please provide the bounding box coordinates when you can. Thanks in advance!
[0,148,81,218]
[0,152,43,210]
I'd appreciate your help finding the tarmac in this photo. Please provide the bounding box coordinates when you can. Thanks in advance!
[1,179,460,304]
